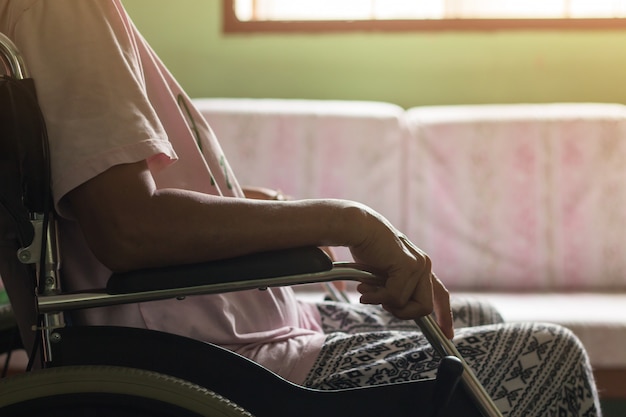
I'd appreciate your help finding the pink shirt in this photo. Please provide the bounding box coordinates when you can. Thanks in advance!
[0,0,325,384]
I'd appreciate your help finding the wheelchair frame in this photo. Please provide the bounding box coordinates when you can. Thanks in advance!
[0,31,502,417]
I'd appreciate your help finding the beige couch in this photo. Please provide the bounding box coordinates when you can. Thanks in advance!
[195,98,626,399]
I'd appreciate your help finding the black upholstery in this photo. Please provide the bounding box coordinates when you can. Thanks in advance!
[107,246,333,294]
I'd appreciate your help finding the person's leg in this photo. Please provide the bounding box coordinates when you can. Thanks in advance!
[449,296,504,328]
[303,323,601,416]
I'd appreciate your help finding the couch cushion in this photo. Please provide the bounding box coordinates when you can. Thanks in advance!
[463,292,626,369]
[297,288,626,370]
[405,103,626,291]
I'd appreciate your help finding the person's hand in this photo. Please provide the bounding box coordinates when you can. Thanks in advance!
[429,272,454,339]
[349,209,454,339]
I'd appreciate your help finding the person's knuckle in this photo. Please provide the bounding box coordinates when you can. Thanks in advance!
[422,254,432,272]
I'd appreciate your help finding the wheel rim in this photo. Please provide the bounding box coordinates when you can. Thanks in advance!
[0,365,253,417]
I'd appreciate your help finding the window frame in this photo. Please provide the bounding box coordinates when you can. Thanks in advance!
[222,0,626,33]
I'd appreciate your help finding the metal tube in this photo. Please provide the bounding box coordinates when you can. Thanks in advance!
[37,266,376,313]
[416,315,503,417]
[0,32,29,79]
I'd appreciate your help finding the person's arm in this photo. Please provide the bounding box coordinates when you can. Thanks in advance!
[242,185,338,263]
[67,161,352,271]
[65,160,454,338]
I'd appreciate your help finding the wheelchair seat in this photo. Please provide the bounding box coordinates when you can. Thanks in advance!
[0,31,500,417]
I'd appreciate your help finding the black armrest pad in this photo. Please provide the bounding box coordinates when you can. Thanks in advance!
[106,246,333,294]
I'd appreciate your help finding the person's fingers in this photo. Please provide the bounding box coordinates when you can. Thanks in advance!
[357,282,384,304]
[358,256,428,311]
[367,245,434,319]
[382,269,433,319]
[396,235,434,314]
[432,273,454,339]
[400,233,454,337]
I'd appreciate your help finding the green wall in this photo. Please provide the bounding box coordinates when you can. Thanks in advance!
[122,0,626,108]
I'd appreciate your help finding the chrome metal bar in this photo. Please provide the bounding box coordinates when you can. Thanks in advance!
[322,282,351,303]
[37,266,376,313]
[415,315,503,417]
[0,32,29,79]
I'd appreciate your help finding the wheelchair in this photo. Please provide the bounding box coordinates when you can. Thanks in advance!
[0,32,502,417]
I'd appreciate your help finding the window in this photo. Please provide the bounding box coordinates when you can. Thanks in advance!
[223,0,626,32]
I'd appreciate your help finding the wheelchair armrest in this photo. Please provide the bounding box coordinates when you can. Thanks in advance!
[106,246,333,294]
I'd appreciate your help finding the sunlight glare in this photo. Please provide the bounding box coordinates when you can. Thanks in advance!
[233,0,626,21]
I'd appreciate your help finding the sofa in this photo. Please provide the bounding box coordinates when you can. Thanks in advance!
[194,98,626,400]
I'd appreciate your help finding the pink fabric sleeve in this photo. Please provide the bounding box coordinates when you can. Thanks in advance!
[10,0,177,218]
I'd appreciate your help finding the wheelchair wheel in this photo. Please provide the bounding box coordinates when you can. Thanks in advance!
[0,365,253,417]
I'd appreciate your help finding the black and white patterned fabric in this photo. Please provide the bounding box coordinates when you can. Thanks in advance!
[303,298,601,416]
